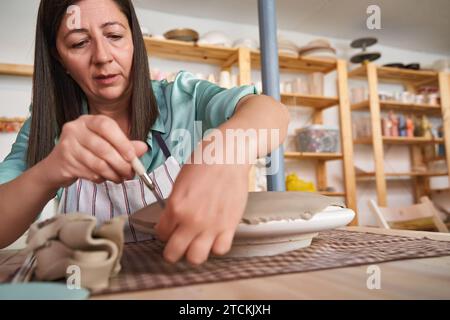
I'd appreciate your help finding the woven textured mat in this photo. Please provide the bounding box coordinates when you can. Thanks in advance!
[93,229,450,295]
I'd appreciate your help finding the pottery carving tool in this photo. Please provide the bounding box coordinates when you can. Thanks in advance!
[131,157,166,209]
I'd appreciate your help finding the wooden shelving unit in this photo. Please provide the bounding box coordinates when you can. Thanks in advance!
[277,63,356,219]
[0,37,358,223]
[349,62,450,206]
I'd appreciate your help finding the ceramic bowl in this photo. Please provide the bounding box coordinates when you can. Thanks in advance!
[163,28,199,42]
[198,31,232,47]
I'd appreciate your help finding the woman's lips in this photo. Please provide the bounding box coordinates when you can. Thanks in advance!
[94,74,119,85]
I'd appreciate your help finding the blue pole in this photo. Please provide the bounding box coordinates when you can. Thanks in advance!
[257,0,285,191]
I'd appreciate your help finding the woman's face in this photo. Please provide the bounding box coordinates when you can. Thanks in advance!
[56,0,134,104]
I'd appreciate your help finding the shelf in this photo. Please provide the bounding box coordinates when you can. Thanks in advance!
[430,188,450,193]
[318,191,346,197]
[144,37,338,73]
[250,51,336,74]
[0,63,33,77]
[281,93,339,109]
[284,152,343,161]
[351,100,442,115]
[356,171,448,180]
[145,37,339,73]
[144,37,238,67]
[354,136,445,145]
[348,65,439,86]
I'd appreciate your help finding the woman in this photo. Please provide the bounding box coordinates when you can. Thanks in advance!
[0,0,289,265]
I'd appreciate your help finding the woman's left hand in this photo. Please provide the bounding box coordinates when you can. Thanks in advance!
[155,160,250,265]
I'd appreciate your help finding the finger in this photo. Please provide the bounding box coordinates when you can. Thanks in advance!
[131,141,148,158]
[186,232,216,265]
[211,230,235,256]
[61,150,106,185]
[81,115,137,162]
[78,130,134,179]
[72,141,123,183]
[155,197,186,242]
[162,225,198,263]
[73,161,106,184]
[155,210,178,242]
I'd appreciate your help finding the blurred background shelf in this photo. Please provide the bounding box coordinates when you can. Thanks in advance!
[144,37,238,67]
[351,100,442,115]
[349,65,439,87]
[354,136,445,145]
[250,51,337,74]
[348,62,450,206]
[281,93,339,109]
[356,171,448,180]
[284,152,343,161]
[318,191,346,197]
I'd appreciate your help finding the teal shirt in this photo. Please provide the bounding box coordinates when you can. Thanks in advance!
[0,71,257,200]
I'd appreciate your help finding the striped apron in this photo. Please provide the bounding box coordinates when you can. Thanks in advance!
[57,132,181,243]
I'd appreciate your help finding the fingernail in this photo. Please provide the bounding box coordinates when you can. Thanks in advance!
[126,150,135,161]
[164,252,177,264]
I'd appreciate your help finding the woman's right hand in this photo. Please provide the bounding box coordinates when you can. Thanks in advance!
[41,115,148,188]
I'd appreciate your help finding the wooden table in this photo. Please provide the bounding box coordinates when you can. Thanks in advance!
[2,227,450,299]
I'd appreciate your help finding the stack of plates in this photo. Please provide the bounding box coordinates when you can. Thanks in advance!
[233,38,259,50]
[278,38,299,57]
[298,39,336,59]
[197,31,233,48]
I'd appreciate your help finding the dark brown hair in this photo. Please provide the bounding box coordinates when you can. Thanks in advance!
[27,0,157,167]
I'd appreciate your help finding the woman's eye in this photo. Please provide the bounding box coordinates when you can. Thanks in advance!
[72,40,88,49]
[108,34,123,40]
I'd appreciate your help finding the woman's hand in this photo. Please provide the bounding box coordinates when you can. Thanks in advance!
[41,114,148,188]
[155,160,250,265]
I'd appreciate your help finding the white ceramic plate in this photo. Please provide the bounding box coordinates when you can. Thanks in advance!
[131,205,354,258]
[218,206,354,258]
[235,206,354,239]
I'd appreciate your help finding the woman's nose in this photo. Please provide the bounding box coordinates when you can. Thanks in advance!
[92,38,113,65]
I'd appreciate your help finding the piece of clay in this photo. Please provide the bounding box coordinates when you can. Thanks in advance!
[26,214,126,291]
